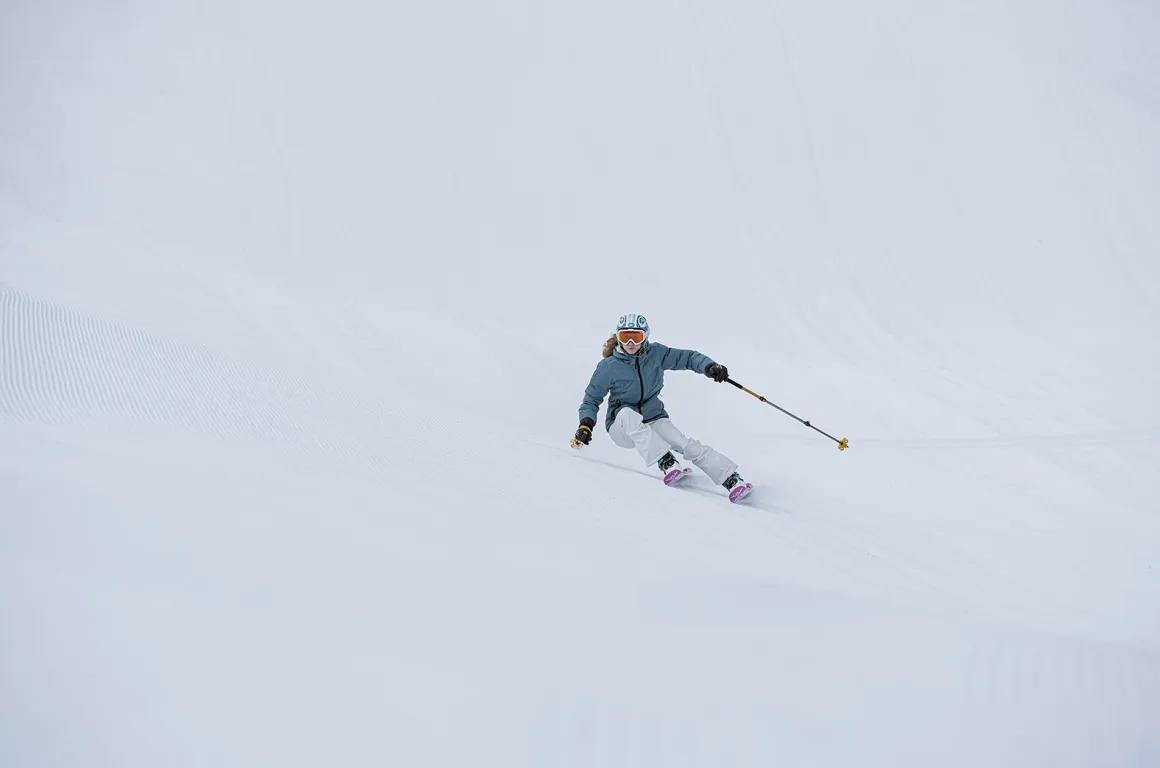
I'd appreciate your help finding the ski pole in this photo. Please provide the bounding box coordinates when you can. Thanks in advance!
[726,378,849,451]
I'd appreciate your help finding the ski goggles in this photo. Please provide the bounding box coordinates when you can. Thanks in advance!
[616,329,646,345]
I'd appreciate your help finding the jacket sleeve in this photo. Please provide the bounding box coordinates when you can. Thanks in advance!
[654,342,714,374]
[578,360,612,425]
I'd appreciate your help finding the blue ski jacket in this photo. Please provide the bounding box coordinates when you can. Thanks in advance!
[579,341,715,431]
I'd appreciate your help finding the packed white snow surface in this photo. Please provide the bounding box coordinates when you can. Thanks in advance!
[2,0,1159,765]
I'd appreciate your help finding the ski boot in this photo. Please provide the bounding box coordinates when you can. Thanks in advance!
[658,451,693,486]
[723,471,753,503]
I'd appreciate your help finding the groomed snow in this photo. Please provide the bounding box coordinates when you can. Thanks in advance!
[2,0,1159,765]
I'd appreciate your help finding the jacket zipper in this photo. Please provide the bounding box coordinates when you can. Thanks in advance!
[635,357,645,412]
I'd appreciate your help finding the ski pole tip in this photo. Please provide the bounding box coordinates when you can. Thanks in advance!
[838,438,849,451]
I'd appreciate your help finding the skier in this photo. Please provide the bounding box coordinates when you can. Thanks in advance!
[570,313,753,502]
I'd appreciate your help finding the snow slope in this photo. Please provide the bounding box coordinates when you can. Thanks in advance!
[2,0,1159,765]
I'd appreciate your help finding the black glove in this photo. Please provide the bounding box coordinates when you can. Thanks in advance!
[571,417,596,448]
[705,363,729,383]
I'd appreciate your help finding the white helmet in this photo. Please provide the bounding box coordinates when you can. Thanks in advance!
[615,313,650,346]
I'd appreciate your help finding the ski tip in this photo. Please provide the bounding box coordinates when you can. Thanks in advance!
[663,467,694,486]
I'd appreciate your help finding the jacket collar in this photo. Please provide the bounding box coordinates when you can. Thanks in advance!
[612,341,650,363]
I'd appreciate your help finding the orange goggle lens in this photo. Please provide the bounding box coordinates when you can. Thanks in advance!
[617,329,646,344]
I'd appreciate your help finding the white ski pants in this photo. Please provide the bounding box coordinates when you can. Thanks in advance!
[609,407,738,485]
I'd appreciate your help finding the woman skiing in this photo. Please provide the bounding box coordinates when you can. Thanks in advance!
[570,313,753,502]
